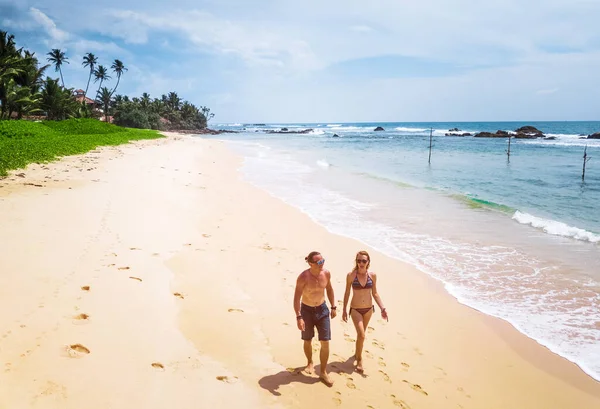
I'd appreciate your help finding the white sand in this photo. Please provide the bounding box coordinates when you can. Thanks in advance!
[1,132,599,409]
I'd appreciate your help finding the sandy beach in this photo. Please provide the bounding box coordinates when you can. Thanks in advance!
[1,132,599,409]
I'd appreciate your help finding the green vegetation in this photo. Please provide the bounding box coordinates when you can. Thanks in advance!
[0,119,162,176]
[1,30,214,130]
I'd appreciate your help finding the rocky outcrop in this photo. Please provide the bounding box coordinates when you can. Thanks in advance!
[474,130,510,138]
[588,132,600,139]
[514,126,544,138]
[265,128,313,134]
[474,126,545,139]
[445,132,472,136]
[374,126,385,131]
[173,128,238,135]
[332,133,340,137]
[448,128,461,132]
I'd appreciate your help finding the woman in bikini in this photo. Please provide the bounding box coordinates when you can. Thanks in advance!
[342,250,388,373]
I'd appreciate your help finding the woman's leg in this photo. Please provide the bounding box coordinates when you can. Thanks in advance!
[350,308,374,372]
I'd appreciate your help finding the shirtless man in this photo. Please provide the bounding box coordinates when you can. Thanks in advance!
[293,251,337,386]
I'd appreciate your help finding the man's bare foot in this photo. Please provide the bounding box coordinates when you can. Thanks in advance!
[304,362,314,374]
[356,360,364,373]
[320,371,334,387]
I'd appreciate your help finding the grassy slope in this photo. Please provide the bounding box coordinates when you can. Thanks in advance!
[0,119,164,176]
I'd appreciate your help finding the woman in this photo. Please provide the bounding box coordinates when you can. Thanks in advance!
[342,250,388,373]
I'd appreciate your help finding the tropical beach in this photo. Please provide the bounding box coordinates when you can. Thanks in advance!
[2,1,600,408]
[0,132,599,409]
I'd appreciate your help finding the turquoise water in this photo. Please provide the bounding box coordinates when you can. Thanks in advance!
[201,121,600,381]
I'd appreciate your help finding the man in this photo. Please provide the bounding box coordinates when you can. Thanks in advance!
[293,251,337,386]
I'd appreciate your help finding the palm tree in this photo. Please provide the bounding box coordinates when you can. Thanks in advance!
[46,48,69,87]
[109,59,127,97]
[93,65,110,99]
[96,87,113,122]
[82,52,97,99]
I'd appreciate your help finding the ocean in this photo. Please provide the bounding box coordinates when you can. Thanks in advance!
[199,121,600,381]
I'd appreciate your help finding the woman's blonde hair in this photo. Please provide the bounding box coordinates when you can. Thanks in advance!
[353,250,370,272]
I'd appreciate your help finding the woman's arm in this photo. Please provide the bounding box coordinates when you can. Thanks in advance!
[342,272,353,321]
[371,273,388,321]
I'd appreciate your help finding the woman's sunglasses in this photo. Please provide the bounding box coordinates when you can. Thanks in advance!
[312,258,325,265]
[356,259,368,264]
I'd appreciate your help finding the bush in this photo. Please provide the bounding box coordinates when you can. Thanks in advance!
[113,108,151,129]
[42,118,123,134]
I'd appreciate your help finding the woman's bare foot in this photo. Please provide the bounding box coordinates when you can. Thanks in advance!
[320,371,334,387]
[356,360,364,373]
[304,362,314,374]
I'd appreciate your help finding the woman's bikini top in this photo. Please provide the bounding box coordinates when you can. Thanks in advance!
[352,272,373,289]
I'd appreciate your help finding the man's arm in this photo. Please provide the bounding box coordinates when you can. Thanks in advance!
[293,273,306,317]
[325,271,335,309]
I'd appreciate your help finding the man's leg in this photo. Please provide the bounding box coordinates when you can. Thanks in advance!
[316,307,333,386]
[301,306,315,374]
[303,340,314,373]
[319,340,332,385]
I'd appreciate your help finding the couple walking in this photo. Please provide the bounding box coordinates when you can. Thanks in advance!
[293,250,388,386]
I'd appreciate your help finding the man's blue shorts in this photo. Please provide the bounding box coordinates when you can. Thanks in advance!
[300,302,331,341]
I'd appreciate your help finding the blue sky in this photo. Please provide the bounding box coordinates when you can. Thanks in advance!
[2,0,600,123]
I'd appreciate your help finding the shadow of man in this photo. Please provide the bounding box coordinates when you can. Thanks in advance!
[258,367,320,396]
[258,356,362,396]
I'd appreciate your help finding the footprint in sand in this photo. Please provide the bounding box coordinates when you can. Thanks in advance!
[202,234,211,238]
[378,357,386,367]
[228,308,244,313]
[262,244,273,250]
[435,366,447,376]
[129,247,141,250]
[413,347,424,356]
[286,367,302,376]
[346,377,356,389]
[173,292,184,299]
[67,344,90,357]
[401,362,411,371]
[81,286,90,291]
[118,266,130,270]
[216,375,238,383]
[367,326,375,333]
[129,276,142,282]
[391,395,411,408]
[372,339,385,349]
[403,380,428,396]
[379,370,391,383]
[333,391,342,405]
[364,350,374,359]
[151,362,165,370]
[73,313,89,321]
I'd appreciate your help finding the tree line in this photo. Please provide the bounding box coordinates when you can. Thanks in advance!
[0,30,213,129]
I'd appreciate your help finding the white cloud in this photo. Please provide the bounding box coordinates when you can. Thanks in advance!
[71,39,128,55]
[29,7,69,43]
[106,9,322,71]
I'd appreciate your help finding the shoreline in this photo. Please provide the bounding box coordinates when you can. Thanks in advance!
[0,132,599,408]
